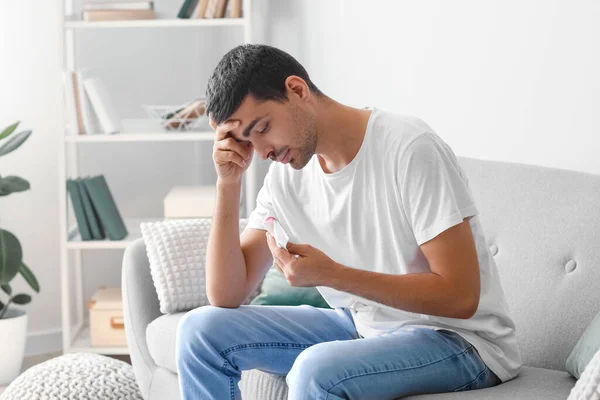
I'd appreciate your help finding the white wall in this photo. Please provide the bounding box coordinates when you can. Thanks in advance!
[1,1,65,353]
[1,0,599,355]
[264,0,600,174]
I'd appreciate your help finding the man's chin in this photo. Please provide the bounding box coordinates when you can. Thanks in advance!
[290,157,308,170]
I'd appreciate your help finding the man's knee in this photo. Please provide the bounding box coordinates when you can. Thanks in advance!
[176,305,235,354]
[286,342,343,391]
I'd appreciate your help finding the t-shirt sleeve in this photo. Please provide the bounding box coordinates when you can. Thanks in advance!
[244,167,275,231]
[398,132,478,245]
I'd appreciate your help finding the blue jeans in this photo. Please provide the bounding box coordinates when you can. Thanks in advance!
[176,305,501,399]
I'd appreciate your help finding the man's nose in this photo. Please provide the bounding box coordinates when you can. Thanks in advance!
[254,144,272,161]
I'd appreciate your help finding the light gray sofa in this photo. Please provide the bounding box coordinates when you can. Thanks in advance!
[122,156,600,399]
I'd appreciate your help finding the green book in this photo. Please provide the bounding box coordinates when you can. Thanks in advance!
[82,175,128,241]
[177,0,199,18]
[66,179,92,241]
[77,177,106,240]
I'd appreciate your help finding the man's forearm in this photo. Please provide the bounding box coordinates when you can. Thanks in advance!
[324,263,478,319]
[205,180,247,307]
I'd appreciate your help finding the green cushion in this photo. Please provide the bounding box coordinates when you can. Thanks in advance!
[250,267,331,309]
[566,311,600,379]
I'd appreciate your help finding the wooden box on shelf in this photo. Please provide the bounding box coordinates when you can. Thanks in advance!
[88,287,127,347]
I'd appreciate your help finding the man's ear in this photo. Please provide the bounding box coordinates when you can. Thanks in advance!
[285,75,310,101]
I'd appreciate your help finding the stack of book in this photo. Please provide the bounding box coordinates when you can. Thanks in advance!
[63,69,122,135]
[178,0,242,19]
[67,175,128,241]
[82,1,155,22]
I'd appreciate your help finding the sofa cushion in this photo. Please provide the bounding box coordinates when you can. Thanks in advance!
[140,218,254,314]
[146,312,185,373]
[405,366,575,400]
[568,348,600,400]
[566,311,600,379]
[250,266,331,309]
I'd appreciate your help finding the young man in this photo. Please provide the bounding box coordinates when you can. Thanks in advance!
[176,44,522,399]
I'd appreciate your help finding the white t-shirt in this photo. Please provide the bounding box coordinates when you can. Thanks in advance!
[245,107,522,382]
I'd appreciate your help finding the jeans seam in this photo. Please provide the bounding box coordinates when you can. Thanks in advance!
[324,344,476,395]
[219,360,236,400]
[219,342,313,357]
[452,366,489,392]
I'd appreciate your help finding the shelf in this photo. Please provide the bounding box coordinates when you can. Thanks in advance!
[65,132,214,143]
[64,15,246,29]
[67,325,129,355]
[67,217,164,249]
[65,119,215,143]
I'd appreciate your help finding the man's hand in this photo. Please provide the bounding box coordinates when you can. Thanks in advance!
[265,232,338,287]
[210,117,253,186]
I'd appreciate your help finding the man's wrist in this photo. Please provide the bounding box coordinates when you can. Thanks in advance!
[322,260,344,286]
[217,178,242,190]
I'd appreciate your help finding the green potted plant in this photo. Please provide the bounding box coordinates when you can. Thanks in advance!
[0,121,40,385]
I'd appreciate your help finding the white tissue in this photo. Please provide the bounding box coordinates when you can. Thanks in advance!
[263,216,289,249]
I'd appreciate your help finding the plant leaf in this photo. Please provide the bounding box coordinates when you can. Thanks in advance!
[0,130,32,157]
[1,284,11,295]
[0,121,20,140]
[12,294,31,305]
[0,299,4,309]
[0,176,30,196]
[19,262,39,293]
[0,229,23,284]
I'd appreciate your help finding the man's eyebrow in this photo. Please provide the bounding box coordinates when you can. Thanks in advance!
[241,115,266,138]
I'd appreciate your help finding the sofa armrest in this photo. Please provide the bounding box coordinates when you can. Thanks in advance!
[122,238,162,399]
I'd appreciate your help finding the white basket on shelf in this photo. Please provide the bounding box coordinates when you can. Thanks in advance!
[142,97,209,131]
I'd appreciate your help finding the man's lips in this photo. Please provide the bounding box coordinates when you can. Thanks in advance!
[277,149,291,163]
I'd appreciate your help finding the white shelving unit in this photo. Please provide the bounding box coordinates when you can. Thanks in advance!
[57,0,256,356]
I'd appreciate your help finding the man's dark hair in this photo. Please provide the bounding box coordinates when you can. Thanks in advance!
[205,44,322,125]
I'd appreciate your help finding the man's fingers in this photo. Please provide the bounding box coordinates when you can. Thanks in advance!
[215,150,246,168]
[209,116,217,131]
[266,232,278,256]
[215,119,240,141]
[214,137,252,161]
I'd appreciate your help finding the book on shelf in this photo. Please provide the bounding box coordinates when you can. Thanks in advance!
[82,77,123,134]
[82,9,155,21]
[76,69,101,134]
[63,71,83,135]
[193,0,210,18]
[78,177,106,240]
[82,175,128,240]
[177,0,200,18]
[230,0,242,18]
[203,0,225,18]
[66,175,128,241]
[67,179,93,240]
[63,69,122,135]
[83,1,154,11]
[194,0,238,18]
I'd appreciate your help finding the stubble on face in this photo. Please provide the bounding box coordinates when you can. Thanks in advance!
[289,103,317,170]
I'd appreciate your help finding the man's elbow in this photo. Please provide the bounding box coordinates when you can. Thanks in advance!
[206,291,242,309]
[457,295,479,319]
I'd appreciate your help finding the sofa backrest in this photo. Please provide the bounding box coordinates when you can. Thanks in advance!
[457,156,600,371]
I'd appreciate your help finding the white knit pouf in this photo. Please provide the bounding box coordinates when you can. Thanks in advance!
[0,352,143,400]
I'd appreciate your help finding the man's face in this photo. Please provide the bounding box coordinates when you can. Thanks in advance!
[217,94,317,170]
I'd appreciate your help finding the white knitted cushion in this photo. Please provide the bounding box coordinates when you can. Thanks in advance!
[141,218,253,314]
[569,348,600,400]
[1,353,142,399]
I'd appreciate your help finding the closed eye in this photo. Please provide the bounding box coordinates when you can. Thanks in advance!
[259,124,269,134]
